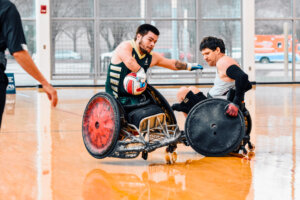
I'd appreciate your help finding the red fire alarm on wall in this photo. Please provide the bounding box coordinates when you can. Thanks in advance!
[40,5,47,14]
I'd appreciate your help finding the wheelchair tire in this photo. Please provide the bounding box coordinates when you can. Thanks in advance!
[82,92,120,159]
[243,108,252,136]
[185,98,245,157]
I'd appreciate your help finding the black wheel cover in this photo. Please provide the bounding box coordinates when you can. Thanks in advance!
[185,98,245,156]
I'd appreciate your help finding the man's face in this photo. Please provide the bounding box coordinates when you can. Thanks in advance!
[137,31,158,54]
[201,48,219,66]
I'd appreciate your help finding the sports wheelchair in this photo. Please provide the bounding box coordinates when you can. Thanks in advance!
[82,84,254,160]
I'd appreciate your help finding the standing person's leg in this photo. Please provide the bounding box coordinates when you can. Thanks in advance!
[0,73,8,128]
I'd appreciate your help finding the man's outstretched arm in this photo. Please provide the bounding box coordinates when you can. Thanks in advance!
[151,52,203,71]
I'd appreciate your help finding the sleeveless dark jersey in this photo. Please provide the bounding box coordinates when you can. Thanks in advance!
[105,40,152,99]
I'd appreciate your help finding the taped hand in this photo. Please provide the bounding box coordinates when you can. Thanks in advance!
[136,67,147,83]
[187,63,203,71]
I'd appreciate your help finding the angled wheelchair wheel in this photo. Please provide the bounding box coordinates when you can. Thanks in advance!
[185,98,245,157]
[82,92,120,159]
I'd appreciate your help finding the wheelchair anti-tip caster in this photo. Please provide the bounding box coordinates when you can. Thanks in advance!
[142,151,148,160]
[165,151,177,164]
[248,142,255,152]
[165,144,178,164]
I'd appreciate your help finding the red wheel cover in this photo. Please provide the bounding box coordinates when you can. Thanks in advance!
[83,97,116,154]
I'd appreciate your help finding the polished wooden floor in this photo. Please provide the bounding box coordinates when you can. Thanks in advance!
[0,85,299,200]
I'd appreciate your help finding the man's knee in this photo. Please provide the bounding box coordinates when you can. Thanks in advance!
[172,90,203,114]
[177,86,201,102]
[188,86,200,94]
[177,86,189,102]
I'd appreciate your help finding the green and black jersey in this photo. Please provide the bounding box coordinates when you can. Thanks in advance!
[105,40,152,104]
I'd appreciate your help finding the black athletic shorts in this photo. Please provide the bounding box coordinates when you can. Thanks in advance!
[183,91,207,112]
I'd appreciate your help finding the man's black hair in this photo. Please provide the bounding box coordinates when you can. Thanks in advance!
[199,36,226,53]
[134,24,160,41]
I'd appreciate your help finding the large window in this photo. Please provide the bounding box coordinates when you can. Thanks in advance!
[256,0,292,18]
[151,0,196,18]
[10,0,243,85]
[199,20,242,64]
[201,0,241,19]
[199,0,242,84]
[98,0,141,18]
[255,0,299,83]
[50,0,242,85]
[295,21,300,82]
[51,0,94,81]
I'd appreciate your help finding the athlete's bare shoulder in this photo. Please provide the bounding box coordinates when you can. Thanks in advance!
[217,55,239,70]
[115,40,132,54]
[112,40,133,63]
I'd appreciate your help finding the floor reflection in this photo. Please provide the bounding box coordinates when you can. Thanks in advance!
[82,157,252,200]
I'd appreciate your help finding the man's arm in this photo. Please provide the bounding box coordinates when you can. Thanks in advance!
[224,64,252,117]
[226,64,252,105]
[112,41,147,82]
[151,52,202,70]
[13,50,58,107]
[114,42,141,72]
